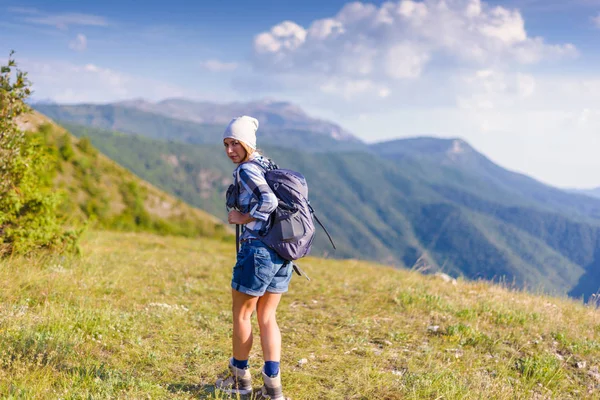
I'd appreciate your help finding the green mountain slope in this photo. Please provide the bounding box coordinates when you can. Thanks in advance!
[2,229,599,398]
[34,103,368,153]
[58,122,600,299]
[17,112,230,240]
[370,138,600,221]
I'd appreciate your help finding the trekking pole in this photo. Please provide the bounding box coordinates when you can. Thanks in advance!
[227,205,240,255]
[292,262,310,281]
[235,224,240,255]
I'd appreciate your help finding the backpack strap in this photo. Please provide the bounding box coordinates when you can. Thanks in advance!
[231,166,243,254]
[249,158,278,172]
[231,161,271,249]
[309,204,336,250]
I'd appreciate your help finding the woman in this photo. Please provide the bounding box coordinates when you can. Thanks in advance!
[216,116,292,400]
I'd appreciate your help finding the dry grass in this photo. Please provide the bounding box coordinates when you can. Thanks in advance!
[0,230,599,399]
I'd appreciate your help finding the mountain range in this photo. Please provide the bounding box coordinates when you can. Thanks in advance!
[33,100,600,300]
[116,98,359,142]
[33,100,365,153]
[570,187,600,199]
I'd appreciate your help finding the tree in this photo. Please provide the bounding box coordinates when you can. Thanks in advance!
[0,51,80,255]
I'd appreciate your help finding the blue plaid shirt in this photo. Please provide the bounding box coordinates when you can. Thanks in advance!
[233,153,278,241]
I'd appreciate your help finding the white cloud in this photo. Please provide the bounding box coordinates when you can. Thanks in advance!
[516,73,536,98]
[242,0,600,188]
[456,72,600,114]
[254,21,307,54]
[308,18,345,40]
[7,7,39,14]
[378,87,391,98]
[337,100,600,188]
[251,0,577,100]
[199,59,238,72]
[69,34,87,52]
[336,72,600,187]
[478,6,526,45]
[320,78,387,99]
[385,42,430,79]
[593,13,600,28]
[23,60,191,103]
[28,13,107,30]
[316,78,395,101]
[8,7,108,30]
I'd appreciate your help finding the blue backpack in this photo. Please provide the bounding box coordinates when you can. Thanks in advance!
[226,160,336,277]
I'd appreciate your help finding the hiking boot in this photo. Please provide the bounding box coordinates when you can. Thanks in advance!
[215,358,253,395]
[258,369,290,400]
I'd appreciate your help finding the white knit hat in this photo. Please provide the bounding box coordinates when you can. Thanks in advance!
[223,116,259,150]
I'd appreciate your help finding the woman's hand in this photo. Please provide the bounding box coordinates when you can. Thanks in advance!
[228,210,255,225]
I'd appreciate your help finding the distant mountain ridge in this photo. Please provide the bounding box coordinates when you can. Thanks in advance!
[32,99,600,300]
[570,187,600,199]
[370,138,600,221]
[116,98,361,142]
[34,101,367,153]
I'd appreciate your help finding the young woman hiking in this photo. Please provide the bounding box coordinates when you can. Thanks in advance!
[216,115,292,400]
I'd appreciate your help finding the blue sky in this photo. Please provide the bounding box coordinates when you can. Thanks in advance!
[3,0,600,188]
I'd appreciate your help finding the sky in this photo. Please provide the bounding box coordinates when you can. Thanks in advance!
[2,0,600,189]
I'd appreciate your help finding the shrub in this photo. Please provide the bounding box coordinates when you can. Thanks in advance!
[0,51,81,255]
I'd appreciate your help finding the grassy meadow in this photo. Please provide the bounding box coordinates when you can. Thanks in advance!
[1,230,600,399]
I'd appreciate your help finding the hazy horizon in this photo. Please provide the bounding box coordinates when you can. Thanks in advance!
[4,0,600,188]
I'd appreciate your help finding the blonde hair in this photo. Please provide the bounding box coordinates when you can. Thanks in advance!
[239,141,255,163]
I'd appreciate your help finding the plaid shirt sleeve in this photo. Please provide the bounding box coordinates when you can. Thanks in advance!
[237,163,278,221]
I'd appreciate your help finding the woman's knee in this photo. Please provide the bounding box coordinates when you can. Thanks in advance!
[232,291,258,322]
[233,306,255,323]
[257,310,278,330]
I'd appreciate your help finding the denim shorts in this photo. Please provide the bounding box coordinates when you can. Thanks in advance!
[231,240,293,296]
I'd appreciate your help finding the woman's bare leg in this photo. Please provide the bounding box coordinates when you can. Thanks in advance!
[256,292,283,362]
[231,289,259,360]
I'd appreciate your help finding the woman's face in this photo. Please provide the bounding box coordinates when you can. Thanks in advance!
[223,138,247,164]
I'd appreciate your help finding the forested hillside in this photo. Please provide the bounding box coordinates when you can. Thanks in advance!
[17,112,230,241]
[57,122,600,300]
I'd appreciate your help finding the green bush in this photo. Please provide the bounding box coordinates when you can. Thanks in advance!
[58,133,75,161]
[0,52,81,255]
[76,136,97,156]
